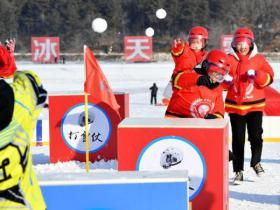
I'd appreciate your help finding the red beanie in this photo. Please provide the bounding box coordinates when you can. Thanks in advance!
[0,46,17,78]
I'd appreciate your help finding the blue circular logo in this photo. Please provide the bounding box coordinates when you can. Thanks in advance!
[136,136,206,200]
[60,103,111,153]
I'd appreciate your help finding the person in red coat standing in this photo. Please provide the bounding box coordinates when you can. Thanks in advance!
[162,26,217,105]
[171,26,208,76]
[166,49,229,119]
[171,26,220,90]
[225,28,274,185]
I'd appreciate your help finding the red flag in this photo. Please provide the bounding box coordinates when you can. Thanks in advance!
[84,45,120,114]
[264,87,280,116]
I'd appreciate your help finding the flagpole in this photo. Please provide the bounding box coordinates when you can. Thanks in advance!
[84,45,90,172]
[84,93,90,172]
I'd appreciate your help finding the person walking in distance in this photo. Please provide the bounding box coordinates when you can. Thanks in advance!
[225,28,274,185]
[150,83,158,105]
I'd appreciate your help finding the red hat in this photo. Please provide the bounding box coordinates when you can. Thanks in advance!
[206,49,229,75]
[188,26,208,47]
[232,27,254,47]
[0,46,17,78]
[189,26,208,40]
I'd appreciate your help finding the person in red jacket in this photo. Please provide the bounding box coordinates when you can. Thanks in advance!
[171,26,208,76]
[165,49,229,119]
[172,26,221,88]
[225,28,274,185]
[166,49,235,162]
[162,26,216,105]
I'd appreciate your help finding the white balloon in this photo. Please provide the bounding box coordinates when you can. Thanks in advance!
[92,18,108,33]
[156,8,167,19]
[145,27,154,37]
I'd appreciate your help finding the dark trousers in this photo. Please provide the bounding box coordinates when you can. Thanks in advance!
[150,95,157,105]
[229,111,263,172]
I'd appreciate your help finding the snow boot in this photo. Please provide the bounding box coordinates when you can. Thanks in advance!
[233,171,243,185]
[253,162,264,177]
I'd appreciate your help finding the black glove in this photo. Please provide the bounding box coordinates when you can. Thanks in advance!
[193,67,206,75]
[194,60,208,75]
[197,75,219,89]
[204,113,218,119]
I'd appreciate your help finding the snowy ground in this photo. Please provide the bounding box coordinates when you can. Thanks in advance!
[19,61,280,210]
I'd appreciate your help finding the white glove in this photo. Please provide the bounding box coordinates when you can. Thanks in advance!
[223,74,233,84]
[247,69,256,80]
[5,38,16,53]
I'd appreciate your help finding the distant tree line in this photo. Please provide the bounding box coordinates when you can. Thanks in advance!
[0,0,279,53]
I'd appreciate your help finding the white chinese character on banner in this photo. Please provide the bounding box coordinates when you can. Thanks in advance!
[34,38,58,62]
[126,39,150,60]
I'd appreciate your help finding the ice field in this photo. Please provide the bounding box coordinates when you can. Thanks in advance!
[19,61,280,210]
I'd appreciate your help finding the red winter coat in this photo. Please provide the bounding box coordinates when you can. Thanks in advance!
[0,46,17,78]
[225,45,274,115]
[166,85,225,118]
[171,42,195,73]
[171,43,207,74]
[172,70,202,90]
[171,43,207,89]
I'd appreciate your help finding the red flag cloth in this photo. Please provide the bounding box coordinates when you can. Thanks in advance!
[264,87,280,116]
[84,45,120,113]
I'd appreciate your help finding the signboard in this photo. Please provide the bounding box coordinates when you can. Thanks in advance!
[118,118,229,210]
[31,37,60,63]
[220,34,234,53]
[49,93,129,163]
[124,36,152,62]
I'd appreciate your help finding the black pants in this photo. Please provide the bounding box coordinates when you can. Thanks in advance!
[229,111,263,172]
[150,95,157,105]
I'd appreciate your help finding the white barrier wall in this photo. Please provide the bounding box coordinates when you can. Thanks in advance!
[262,116,280,140]
[226,116,280,142]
